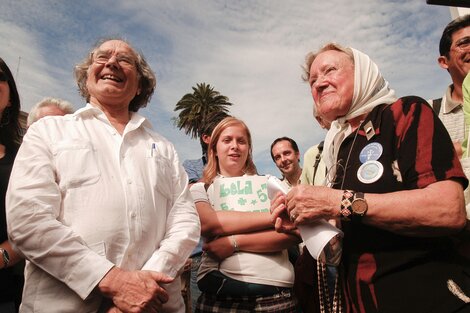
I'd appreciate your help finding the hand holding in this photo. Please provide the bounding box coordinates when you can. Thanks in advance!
[98,267,174,313]
[270,192,297,234]
[286,185,341,225]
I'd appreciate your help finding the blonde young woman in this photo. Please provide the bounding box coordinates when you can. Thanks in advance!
[190,117,300,312]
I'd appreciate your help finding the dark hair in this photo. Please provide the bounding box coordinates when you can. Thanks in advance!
[199,111,230,154]
[74,37,156,112]
[0,57,22,150]
[439,14,470,58]
[270,137,299,161]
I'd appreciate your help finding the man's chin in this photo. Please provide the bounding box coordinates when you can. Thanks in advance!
[281,169,291,176]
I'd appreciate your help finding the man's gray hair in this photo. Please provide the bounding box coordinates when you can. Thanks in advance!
[27,97,75,126]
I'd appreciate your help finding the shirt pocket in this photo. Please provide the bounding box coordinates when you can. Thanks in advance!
[87,241,107,257]
[151,155,174,201]
[52,139,101,189]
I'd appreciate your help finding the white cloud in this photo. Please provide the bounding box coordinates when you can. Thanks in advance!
[0,0,457,176]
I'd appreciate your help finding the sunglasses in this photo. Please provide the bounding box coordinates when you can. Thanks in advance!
[0,71,7,82]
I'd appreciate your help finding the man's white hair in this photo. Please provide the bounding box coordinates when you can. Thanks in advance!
[27,97,75,126]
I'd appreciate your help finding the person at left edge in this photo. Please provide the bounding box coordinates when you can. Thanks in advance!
[6,38,200,313]
[0,57,25,313]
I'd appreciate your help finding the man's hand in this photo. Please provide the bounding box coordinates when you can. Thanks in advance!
[98,267,174,313]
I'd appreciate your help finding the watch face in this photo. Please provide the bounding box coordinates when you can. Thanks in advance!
[352,199,368,215]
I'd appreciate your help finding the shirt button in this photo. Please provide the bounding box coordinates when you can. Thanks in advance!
[127,179,132,185]
[130,212,136,218]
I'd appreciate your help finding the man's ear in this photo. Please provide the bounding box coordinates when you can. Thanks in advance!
[438,55,449,70]
[202,134,211,144]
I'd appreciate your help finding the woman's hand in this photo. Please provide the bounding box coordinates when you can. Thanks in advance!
[202,236,234,261]
[286,185,341,225]
[270,192,298,234]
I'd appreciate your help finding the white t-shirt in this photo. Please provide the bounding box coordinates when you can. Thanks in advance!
[190,176,294,288]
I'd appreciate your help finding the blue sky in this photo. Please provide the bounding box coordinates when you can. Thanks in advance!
[0,1,458,176]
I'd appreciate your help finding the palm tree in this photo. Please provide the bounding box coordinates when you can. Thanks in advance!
[174,83,233,139]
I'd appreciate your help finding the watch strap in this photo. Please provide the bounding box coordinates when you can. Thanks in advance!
[0,248,10,269]
[340,190,354,220]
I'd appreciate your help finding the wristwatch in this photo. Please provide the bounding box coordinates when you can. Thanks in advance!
[0,248,10,269]
[351,192,368,216]
[340,190,368,220]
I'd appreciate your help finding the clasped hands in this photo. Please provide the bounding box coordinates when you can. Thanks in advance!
[270,185,339,234]
[98,266,174,313]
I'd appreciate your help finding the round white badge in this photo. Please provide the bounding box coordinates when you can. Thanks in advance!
[357,160,384,184]
[359,142,383,163]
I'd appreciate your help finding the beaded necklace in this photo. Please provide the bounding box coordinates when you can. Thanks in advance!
[318,120,367,313]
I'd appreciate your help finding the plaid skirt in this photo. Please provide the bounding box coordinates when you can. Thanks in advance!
[195,290,299,313]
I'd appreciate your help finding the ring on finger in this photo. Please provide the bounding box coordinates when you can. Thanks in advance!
[290,212,298,222]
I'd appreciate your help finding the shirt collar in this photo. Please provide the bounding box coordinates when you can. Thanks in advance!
[442,85,462,114]
[74,103,153,131]
[281,176,301,187]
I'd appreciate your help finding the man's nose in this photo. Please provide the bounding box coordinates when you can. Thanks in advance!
[105,55,119,67]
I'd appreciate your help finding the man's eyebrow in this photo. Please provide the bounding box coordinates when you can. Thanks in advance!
[456,36,470,44]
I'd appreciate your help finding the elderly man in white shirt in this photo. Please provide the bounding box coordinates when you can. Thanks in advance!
[6,38,200,313]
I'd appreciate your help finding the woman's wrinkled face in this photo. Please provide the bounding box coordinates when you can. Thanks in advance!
[308,50,354,123]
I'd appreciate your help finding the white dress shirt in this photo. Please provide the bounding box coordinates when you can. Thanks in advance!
[6,104,200,313]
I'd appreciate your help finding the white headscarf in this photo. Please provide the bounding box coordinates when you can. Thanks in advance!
[323,48,397,186]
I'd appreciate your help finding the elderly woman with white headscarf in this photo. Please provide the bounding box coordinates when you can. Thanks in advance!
[271,43,470,313]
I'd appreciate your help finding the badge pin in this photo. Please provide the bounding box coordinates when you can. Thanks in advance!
[363,121,375,140]
[359,142,383,163]
[357,160,384,184]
